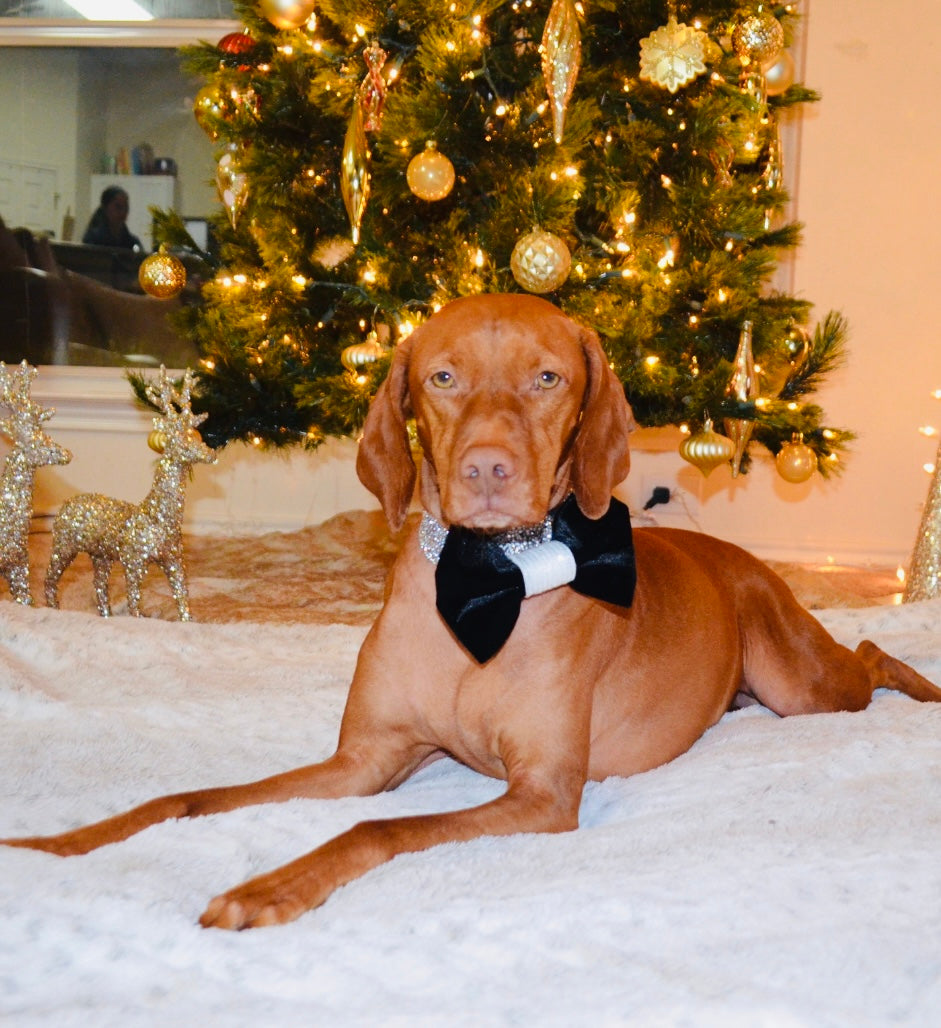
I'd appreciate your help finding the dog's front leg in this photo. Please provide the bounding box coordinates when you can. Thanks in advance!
[2,743,428,857]
[200,774,583,930]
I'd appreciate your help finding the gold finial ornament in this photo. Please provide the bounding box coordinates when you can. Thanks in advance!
[541,0,582,143]
[341,102,370,244]
[216,144,249,229]
[724,320,759,477]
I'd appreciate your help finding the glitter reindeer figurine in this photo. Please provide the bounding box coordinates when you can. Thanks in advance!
[0,361,72,605]
[45,367,216,620]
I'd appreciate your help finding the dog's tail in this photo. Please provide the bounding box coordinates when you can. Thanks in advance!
[855,640,941,703]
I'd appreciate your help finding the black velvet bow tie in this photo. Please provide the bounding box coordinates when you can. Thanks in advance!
[434,494,636,664]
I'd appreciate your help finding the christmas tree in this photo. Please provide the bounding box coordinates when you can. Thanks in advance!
[150,0,852,478]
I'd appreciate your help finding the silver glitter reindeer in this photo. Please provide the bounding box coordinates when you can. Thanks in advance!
[0,361,72,605]
[45,367,216,620]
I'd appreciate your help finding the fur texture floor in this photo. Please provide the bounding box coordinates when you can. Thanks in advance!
[27,509,905,625]
[2,512,935,1026]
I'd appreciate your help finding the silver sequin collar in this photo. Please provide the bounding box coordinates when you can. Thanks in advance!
[419,511,554,565]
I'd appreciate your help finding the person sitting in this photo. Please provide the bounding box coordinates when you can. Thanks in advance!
[82,187,143,251]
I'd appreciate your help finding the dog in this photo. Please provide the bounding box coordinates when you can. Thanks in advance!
[5,293,940,929]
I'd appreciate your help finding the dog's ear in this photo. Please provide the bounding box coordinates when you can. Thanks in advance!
[356,338,416,532]
[570,326,636,518]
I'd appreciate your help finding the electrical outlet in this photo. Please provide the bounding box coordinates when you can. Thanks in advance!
[635,476,700,526]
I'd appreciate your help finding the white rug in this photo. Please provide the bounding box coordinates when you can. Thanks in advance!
[1,597,940,1027]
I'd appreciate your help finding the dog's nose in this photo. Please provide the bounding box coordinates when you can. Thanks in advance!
[461,446,516,493]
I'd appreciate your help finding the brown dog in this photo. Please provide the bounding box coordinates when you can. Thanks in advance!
[6,293,940,929]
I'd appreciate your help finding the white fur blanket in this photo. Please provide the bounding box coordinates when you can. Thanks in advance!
[1,594,940,1026]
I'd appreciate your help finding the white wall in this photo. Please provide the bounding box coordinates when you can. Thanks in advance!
[0,48,80,234]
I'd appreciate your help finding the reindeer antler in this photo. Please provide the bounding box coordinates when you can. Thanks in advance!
[146,367,209,441]
[0,361,53,440]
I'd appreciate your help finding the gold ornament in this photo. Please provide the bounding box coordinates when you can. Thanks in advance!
[216,145,249,229]
[510,229,572,293]
[258,0,316,30]
[341,332,386,373]
[784,322,810,364]
[765,50,795,95]
[45,368,216,622]
[731,10,785,68]
[679,418,736,477]
[761,118,783,229]
[540,0,582,143]
[341,101,369,244]
[147,429,167,453]
[638,16,708,94]
[406,145,456,201]
[0,361,71,606]
[138,245,187,300]
[724,319,759,477]
[193,84,226,141]
[904,435,941,602]
[775,433,817,483]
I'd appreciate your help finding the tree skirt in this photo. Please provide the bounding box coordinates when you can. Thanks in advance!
[2,513,938,1026]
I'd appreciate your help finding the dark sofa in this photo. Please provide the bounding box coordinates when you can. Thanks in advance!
[0,217,199,368]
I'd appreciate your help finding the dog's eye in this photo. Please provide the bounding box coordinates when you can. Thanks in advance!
[536,371,561,390]
[430,370,454,389]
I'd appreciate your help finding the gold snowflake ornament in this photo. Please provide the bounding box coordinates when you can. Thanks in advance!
[639,17,708,94]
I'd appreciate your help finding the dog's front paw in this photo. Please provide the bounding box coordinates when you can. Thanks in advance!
[199,857,330,930]
[200,880,311,930]
[1,831,98,857]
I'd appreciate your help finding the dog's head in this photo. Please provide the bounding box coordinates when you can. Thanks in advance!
[356,294,635,532]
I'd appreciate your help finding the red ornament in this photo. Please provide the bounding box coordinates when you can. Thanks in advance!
[217,30,256,70]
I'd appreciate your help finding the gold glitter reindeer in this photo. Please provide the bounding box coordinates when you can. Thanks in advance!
[0,361,72,605]
[44,367,216,620]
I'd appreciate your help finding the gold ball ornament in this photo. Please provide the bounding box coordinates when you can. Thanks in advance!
[764,50,795,95]
[776,433,817,483]
[193,84,227,141]
[679,418,736,477]
[138,246,186,299]
[510,229,571,294]
[731,11,785,68]
[406,146,455,202]
[258,0,316,30]
[147,429,167,454]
